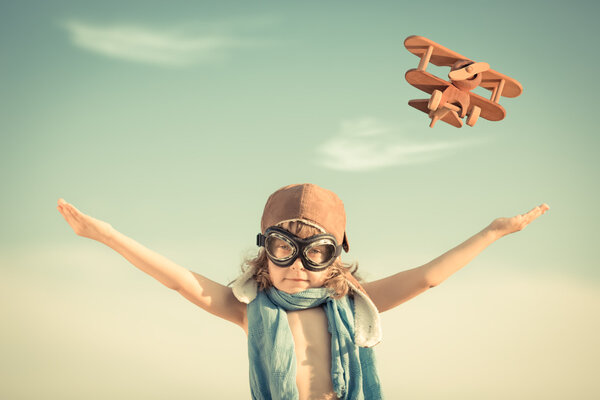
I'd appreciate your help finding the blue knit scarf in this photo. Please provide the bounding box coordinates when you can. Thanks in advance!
[247,287,382,399]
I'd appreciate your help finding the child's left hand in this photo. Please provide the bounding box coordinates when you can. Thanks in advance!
[487,203,550,239]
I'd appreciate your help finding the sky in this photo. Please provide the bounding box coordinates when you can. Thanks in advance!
[1,0,599,398]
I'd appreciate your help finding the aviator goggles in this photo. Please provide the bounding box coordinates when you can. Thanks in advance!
[256,226,342,271]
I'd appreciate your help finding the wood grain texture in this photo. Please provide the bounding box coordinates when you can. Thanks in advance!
[406,69,506,121]
[404,35,522,98]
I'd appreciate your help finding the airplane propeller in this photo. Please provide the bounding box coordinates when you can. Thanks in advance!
[448,62,490,81]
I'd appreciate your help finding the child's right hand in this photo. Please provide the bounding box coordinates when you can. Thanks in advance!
[57,199,114,243]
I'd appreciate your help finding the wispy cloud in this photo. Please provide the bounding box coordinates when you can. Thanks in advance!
[315,117,486,171]
[61,19,269,67]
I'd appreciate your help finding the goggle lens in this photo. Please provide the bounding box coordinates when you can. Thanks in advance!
[305,242,337,265]
[258,226,342,271]
[265,235,296,261]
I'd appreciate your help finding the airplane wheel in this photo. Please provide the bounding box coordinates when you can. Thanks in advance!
[428,90,442,111]
[466,106,481,126]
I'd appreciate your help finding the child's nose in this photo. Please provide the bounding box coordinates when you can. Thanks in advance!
[290,258,305,271]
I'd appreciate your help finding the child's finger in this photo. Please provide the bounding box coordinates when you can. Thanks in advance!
[523,204,549,224]
[64,204,79,220]
[57,205,67,219]
[58,199,78,214]
[57,199,73,215]
[534,203,550,216]
[57,206,75,226]
[525,205,540,215]
[69,203,84,216]
[59,205,74,222]
[63,202,78,214]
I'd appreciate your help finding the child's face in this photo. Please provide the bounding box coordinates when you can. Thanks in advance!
[267,257,333,294]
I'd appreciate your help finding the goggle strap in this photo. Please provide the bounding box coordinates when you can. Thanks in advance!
[256,233,266,247]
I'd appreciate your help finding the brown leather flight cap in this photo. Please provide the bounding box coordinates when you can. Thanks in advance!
[261,183,350,252]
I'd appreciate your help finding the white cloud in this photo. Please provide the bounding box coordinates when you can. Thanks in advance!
[61,19,264,67]
[316,117,486,171]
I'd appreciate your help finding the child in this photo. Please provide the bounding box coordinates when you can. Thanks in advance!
[56,183,549,400]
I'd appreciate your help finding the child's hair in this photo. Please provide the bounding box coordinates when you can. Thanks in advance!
[241,220,360,299]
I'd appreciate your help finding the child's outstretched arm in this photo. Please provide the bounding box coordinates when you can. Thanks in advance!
[56,199,246,328]
[363,203,550,313]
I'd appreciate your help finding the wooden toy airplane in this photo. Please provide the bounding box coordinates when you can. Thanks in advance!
[404,35,523,128]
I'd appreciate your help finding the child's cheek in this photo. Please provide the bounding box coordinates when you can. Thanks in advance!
[310,270,328,288]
